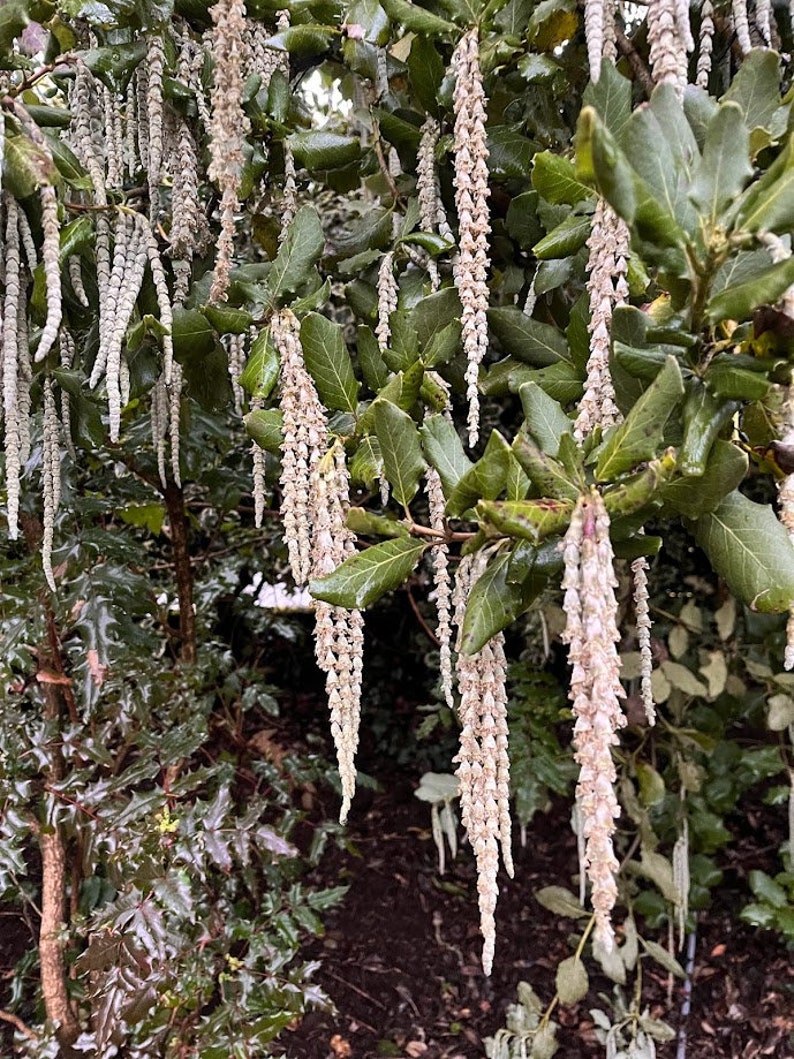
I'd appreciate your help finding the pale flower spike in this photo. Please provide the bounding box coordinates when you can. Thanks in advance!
[632,556,656,725]
[561,490,626,951]
[647,0,690,98]
[451,28,490,448]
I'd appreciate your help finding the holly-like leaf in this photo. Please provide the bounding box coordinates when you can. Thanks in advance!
[460,551,538,655]
[372,400,426,509]
[309,538,426,609]
[694,490,794,612]
[264,205,324,304]
[300,313,359,413]
[595,356,684,481]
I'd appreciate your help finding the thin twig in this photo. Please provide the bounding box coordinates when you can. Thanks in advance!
[0,1009,37,1041]
[406,585,441,647]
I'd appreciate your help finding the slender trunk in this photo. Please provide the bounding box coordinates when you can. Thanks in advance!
[163,480,197,664]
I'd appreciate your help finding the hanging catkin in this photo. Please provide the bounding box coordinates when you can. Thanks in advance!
[561,490,626,951]
[453,552,513,975]
[35,184,62,363]
[417,117,442,291]
[279,144,298,244]
[68,256,89,308]
[41,376,61,592]
[145,228,174,385]
[451,28,491,448]
[58,331,77,460]
[3,195,22,539]
[632,556,656,724]
[732,0,753,52]
[375,252,398,351]
[426,467,454,709]
[250,395,267,527]
[672,815,690,949]
[647,0,691,97]
[574,199,628,441]
[207,0,250,302]
[146,34,165,216]
[696,0,715,88]
[151,374,169,489]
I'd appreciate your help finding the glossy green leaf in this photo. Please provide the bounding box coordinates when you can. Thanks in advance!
[309,537,427,609]
[244,408,284,453]
[202,304,253,335]
[446,431,512,517]
[460,551,539,655]
[345,507,410,538]
[289,131,361,170]
[737,132,794,234]
[372,400,426,509]
[0,2,28,51]
[4,131,58,198]
[532,151,593,205]
[602,452,676,517]
[723,49,782,135]
[583,57,632,137]
[663,441,748,517]
[706,255,794,323]
[705,358,770,401]
[240,329,280,399]
[264,205,325,304]
[266,24,336,55]
[595,356,684,481]
[689,103,752,225]
[300,313,359,413]
[477,497,574,543]
[518,381,571,455]
[172,307,216,359]
[694,490,794,612]
[358,325,391,390]
[380,0,457,32]
[487,307,569,365]
[421,414,473,496]
[533,213,591,259]
[622,105,698,233]
[512,434,580,501]
[678,385,738,477]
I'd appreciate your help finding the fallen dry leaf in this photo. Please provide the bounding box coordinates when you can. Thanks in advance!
[329,1034,351,1058]
[405,1043,428,1057]
[36,670,72,686]
[710,943,727,957]
[87,649,108,688]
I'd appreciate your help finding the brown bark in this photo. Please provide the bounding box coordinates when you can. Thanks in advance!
[163,480,197,665]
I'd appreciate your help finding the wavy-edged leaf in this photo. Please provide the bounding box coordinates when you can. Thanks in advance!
[373,399,426,508]
[487,307,569,365]
[519,381,572,455]
[421,414,473,496]
[446,430,512,517]
[380,0,457,33]
[689,102,753,225]
[244,408,283,453]
[300,312,359,413]
[264,205,324,304]
[477,497,574,543]
[706,255,794,323]
[309,538,426,609]
[241,329,280,399]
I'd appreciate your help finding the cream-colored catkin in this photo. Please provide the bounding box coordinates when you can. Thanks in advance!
[3,195,22,539]
[279,143,298,244]
[250,395,267,527]
[58,331,77,460]
[561,490,626,951]
[312,443,365,824]
[68,256,89,308]
[16,286,31,471]
[426,467,454,709]
[275,308,328,585]
[732,0,753,52]
[584,0,607,81]
[376,252,398,351]
[17,207,37,272]
[417,117,442,291]
[574,199,628,441]
[151,374,168,488]
[35,184,62,363]
[451,28,491,448]
[93,213,133,378]
[227,332,246,416]
[41,376,61,592]
[169,361,183,488]
[207,0,250,302]
[453,552,513,975]
[755,0,772,44]
[672,815,690,949]
[632,555,656,725]
[146,34,165,216]
[647,0,691,97]
[696,0,715,89]
[145,228,174,385]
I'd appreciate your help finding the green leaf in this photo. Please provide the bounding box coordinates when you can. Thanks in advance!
[58,216,93,264]
[748,869,789,908]
[289,131,361,170]
[202,304,253,335]
[0,2,28,51]
[706,255,794,324]
[737,132,794,234]
[583,58,632,138]
[519,382,571,455]
[345,507,410,538]
[421,414,473,496]
[512,434,580,501]
[689,103,753,225]
[533,213,592,260]
[621,105,698,234]
[245,408,284,453]
[705,358,770,401]
[663,441,748,517]
[172,307,216,360]
[240,329,280,399]
[372,400,426,509]
[309,538,426,609]
[4,131,57,198]
[487,307,569,365]
[534,885,588,918]
[265,24,336,55]
[477,497,574,543]
[556,956,589,1006]
[82,41,147,88]
[349,435,383,488]
[532,151,593,205]
[694,490,794,612]
[264,205,324,305]
[678,384,738,477]
[446,431,512,517]
[380,0,457,33]
[602,453,676,517]
[723,49,782,136]
[460,550,543,654]
[358,325,391,390]
[300,313,359,413]
[595,356,684,481]
[639,938,685,979]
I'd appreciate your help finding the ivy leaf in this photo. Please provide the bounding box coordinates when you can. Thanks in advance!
[309,538,426,609]
[595,356,684,481]
[421,414,473,496]
[299,313,359,413]
[487,307,569,365]
[372,400,426,509]
[706,255,794,324]
[694,490,794,612]
[264,205,324,305]
[689,102,753,225]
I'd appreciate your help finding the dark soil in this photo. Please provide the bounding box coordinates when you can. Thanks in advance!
[277,778,794,1059]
